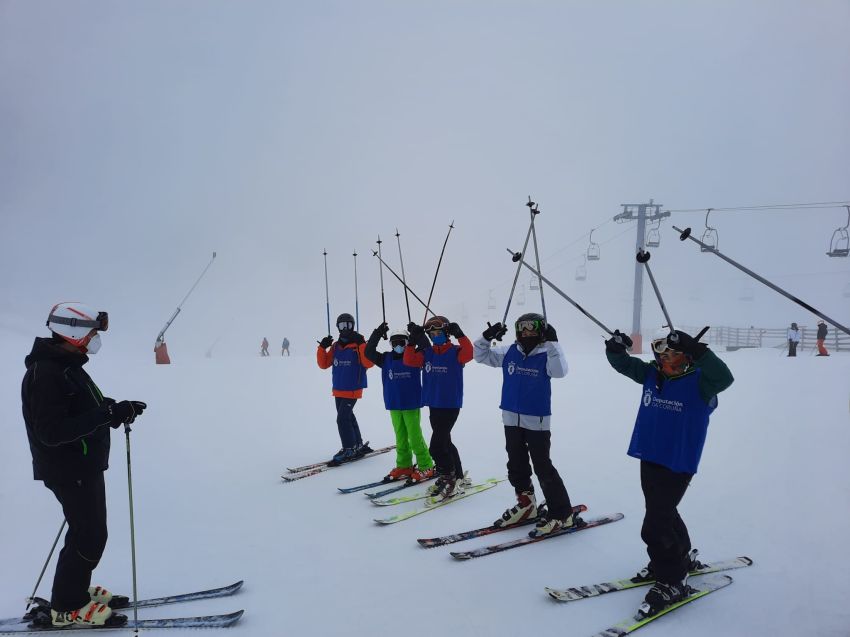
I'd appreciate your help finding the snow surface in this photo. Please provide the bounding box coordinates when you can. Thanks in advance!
[1,335,848,637]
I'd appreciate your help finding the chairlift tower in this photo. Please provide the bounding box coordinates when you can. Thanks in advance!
[613,200,670,353]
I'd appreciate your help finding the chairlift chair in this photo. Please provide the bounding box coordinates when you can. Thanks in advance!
[701,208,718,252]
[646,219,661,248]
[529,274,540,291]
[826,206,850,257]
[587,229,601,261]
[516,285,526,306]
[575,255,587,281]
[487,290,497,310]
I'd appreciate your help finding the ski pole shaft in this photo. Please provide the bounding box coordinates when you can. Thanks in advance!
[353,251,360,330]
[376,237,387,326]
[503,198,538,324]
[395,229,412,323]
[528,208,547,321]
[674,226,850,337]
[507,249,613,335]
[373,251,436,319]
[26,519,66,609]
[422,222,455,324]
[636,249,675,332]
[124,425,139,632]
[322,250,331,335]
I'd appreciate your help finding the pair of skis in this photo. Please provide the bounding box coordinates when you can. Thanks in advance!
[337,472,435,495]
[373,478,507,524]
[0,581,244,633]
[281,444,396,482]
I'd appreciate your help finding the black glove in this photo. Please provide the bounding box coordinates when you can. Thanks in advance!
[543,323,557,342]
[605,329,633,354]
[318,335,333,349]
[482,322,507,342]
[407,322,429,349]
[667,330,708,358]
[447,322,464,338]
[108,400,147,427]
[376,322,389,340]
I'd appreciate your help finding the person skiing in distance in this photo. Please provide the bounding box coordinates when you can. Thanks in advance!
[260,337,269,357]
[281,337,290,356]
[787,322,800,357]
[403,315,473,501]
[365,324,435,483]
[316,313,374,465]
[22,303,147,628]
[816,320,829,356]
[604,326,733,618]
[474,313,582,537]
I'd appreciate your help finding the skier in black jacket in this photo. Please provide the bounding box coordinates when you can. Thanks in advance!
[22,302,147,628]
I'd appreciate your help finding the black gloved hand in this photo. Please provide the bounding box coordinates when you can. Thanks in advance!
[482,322,507,342]
[447,322,464,338]
[407,322,429,349]
[376,322,389,340]
[605,329,633,354]
[108,400,147,427]
[318,335,333,349]
[543,323,558,342]
[667,330,708,358]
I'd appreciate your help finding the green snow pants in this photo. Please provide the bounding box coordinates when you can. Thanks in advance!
[389,409,433,469]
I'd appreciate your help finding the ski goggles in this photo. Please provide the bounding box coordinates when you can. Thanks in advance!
[424,320,448,334]
[47,311,109,332]
[651,337,679,354]
[337,320,354,331]
[515,319,544,333]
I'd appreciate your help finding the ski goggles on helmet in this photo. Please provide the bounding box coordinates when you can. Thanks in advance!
[337,320,355,331]
[652,337,674,354]
[47,311,109,332]
[424,319,448,334]
[515,319,544,333]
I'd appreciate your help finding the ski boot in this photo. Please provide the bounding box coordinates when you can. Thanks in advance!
[459,470,472,489]
[328,447,356,466]
[354,442,373,458]
[385,466,414,482]
[408,466,435,483]
[528,509,585,538]
[429,475,464,504]
[637,578,695,618]
[427,473,448,496]
[494,490,537,528]
[50,601,127,628]
[89,585,129,608]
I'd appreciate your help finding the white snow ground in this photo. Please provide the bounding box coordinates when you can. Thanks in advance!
[1,334,848,637]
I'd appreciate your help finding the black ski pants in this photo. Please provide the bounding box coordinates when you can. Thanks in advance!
[335,397,363,449]
[640,460,692,585]
[787,340,798,357]
[504,426,573,520]
[45,473,108,611]
[428,407,463,479]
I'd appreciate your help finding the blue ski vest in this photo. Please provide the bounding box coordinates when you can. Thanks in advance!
[331,345,368,391]
[627,368,717,474]
[421,346,464,409]
[381,353,422,411]
[499,345,551,417]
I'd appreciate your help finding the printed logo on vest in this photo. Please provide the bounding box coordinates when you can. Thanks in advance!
[388,369,393,380]
[333,359,339,367]
[643,388,652,406]
[507,361,516,375]
[425,362,432,373]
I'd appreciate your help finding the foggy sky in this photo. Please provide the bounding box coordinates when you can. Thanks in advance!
[2,0,848,359]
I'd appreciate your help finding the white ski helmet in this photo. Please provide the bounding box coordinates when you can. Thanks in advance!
[389,328,409,342]
[46,302,108,348]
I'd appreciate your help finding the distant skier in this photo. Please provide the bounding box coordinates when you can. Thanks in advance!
[787,322,800,357]
[260,337,269,357]
[316,313,374,465]
[403,316,473,501]
[365,324,435,483]
[22,303,147,628]
[604,327,733,618]
[281,337,290,356]
[473,314,581,537]
[816,320,829,356]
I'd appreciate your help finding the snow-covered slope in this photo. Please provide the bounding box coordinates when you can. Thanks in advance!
[1,334,848,636]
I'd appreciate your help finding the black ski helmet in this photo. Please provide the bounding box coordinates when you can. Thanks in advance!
[336,313,355,331]
[515,312,546,335]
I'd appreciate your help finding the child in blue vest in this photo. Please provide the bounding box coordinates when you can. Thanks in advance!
[474,313,581,537]
[404,315,473,501]
[365,323,435,483]
[316,312,374,465]
[605,327,733,618]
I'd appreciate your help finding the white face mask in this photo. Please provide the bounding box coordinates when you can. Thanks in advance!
[86,333,102,355]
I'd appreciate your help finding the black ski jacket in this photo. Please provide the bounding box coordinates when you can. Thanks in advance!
[817,323,828,340]
[21,338,115,483]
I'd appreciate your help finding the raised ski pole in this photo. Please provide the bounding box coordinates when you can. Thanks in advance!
[395,228,412,323]
[636,249,677,340]
[372,251,437,318]
[527,199,548,322]
[353,250,360,330]
[26,519,66,610]
[422,222,455,324]
[124,423,139,633]
[322,250,331,336]
[675,226,850,337]
[376,236,387,329]
[503,197,539,325]
[507,249,614,335]
[154,251,216,349]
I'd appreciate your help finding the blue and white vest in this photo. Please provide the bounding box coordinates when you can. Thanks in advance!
[499,345,551,417]
[381,353,422,411]
[421,346,464,409]
[331,345,368,391]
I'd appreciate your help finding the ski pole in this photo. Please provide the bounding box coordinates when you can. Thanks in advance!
[636,249,676,339]
[675,226,850,337]
[124,424,139,633]
[26,519,66,610]
[395,229,412,323]
[376,236,387,330]
[353,251,360,331]
[503,197,539,325]
[527,200,547,322]
[372,251,437,319]
[507,249,614,335]
[155,251,216,348]
[322,250,331,336]
[422,222,455,324]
